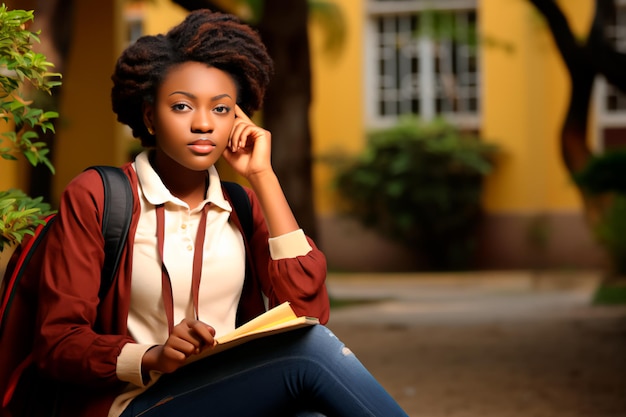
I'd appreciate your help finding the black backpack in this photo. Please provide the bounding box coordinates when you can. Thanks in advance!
[0,166,252,416]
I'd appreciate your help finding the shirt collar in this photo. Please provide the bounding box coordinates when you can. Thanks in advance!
[134,150,232,213]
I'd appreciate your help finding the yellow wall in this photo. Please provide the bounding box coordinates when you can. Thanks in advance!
[310,0,365,215]
[50,1,123,200]
[480,0,593,213]
[312,0,597,218]
[0,2,123,201]
[141,0,187,34]
[0,1,600,255]
[51,0,187,201]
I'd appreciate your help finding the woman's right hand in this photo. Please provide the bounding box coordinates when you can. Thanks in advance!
[142,319,216,376]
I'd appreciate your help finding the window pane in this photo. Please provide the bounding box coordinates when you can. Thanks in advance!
[604,4,626,112]
[371,6,480,122]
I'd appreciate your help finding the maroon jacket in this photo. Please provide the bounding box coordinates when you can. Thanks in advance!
[10,163,329,417]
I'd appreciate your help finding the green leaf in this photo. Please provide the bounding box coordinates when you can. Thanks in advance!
[0,5,60,247]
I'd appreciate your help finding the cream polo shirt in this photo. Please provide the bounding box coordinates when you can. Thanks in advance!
[109,151,312,417]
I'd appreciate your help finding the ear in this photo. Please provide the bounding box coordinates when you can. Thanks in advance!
[142,102,154,132]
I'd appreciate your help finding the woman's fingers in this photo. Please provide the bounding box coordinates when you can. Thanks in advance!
[189,320,216,350]
[229,122,253,152]
[230,104,267,152]
[170,319,216,356]
[234,104,251,122]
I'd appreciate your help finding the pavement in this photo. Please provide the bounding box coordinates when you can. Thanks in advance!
[325,270,607,326]
[323,270,626,417]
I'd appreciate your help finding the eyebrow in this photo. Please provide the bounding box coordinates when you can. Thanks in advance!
[168,91,233,101]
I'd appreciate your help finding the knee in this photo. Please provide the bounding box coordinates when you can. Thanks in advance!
[299,325,354,359]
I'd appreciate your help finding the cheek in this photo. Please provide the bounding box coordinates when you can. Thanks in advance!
[223,118,236,137]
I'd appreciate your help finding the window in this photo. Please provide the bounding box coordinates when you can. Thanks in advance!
[595,0,626,151]
[366,1,480,128]
[127,18,144,45]
[124,5,145,47]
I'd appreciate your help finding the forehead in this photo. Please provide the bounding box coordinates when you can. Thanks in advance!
[158,61,237,96]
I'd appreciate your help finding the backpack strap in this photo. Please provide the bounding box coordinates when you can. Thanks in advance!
[0,167,132,329]
[221,181,252,241]
[0,214,56,330]
[85,166,133,299]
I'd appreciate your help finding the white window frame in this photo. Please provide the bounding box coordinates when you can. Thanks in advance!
[593,0,626,152]
[364,0,480,129]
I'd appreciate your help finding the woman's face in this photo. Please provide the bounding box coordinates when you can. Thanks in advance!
[144,61,237,172]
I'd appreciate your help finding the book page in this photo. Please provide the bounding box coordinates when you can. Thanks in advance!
[185,302,319,364]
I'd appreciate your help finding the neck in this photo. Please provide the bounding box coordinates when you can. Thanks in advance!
[150,151,208,208]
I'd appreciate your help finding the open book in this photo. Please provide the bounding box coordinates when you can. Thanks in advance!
[186,302,319,364]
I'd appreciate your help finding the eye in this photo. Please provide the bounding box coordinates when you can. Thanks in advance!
[214,105,231,114]
[171,103,191,112]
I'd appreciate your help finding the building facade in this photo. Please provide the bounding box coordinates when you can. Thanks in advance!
[2,0,622,271]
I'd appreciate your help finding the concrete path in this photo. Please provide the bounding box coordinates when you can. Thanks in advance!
[325,270,626,417]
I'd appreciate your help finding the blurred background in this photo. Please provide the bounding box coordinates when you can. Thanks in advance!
[1,1,626,416]
[4,0,626,278]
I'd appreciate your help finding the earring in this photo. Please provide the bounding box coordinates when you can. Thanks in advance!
[147,126,154,135]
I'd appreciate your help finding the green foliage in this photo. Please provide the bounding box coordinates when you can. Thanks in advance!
[593,195,626,275]
[0,4,60,250]
[418,9,478,49]
[0,189,51,249]
[592,283,626,306]
[308,0,346,55]
[234,0,346,55]
[0,4,60,173]
[574,151,626,277]
[573,149,626,195]
[335,116,498,270]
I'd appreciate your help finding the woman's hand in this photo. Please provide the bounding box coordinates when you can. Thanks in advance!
[222,105,273,179]
[223,106,300,237]
[142,319,216,376]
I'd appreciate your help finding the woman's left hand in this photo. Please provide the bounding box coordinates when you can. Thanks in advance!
[222,105,272,179]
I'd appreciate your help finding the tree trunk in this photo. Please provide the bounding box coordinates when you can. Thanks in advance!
[528,0,626,282]
[527,0,595,176]
[30,0,74,203]
[256,0,318,241]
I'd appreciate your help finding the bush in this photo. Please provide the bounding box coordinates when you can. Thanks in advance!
[335,116,498,270]
[0,5,61,250]
[575,150,626,277]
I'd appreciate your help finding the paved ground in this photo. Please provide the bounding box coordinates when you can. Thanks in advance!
[325,270,626,417]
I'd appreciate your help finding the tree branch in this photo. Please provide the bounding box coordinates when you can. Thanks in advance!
[527,0,595,175]
[170,0,227,13]
[527,0,589,73]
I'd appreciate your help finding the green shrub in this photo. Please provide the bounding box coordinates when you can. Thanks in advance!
[575,150,626,277]
[573,149,626,195]
[0,5,61,250]
[0,189,52,249]
[335,116,498,270]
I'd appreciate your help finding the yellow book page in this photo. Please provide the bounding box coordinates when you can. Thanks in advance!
[216,301,298,342]
[185,302,319,364]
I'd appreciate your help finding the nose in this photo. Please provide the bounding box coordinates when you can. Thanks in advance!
[191,110,213,133]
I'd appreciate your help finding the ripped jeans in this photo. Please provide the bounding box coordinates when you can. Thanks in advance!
[120,325,409,417]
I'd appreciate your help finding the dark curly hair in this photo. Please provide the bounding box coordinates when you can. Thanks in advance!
[111,9,273,147]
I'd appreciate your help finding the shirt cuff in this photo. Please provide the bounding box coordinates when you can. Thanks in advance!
[116,343,159,387]
[268,229,312,259]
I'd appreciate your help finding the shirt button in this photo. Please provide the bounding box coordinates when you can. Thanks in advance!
[187,245,193,251]
[181,224,187,230]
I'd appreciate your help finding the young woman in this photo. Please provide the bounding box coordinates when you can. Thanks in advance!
[30,9,409,417]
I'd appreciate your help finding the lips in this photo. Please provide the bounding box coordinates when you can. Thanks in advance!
[188,139,216,154]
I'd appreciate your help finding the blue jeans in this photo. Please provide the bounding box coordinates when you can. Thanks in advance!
[120,325,408,417]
